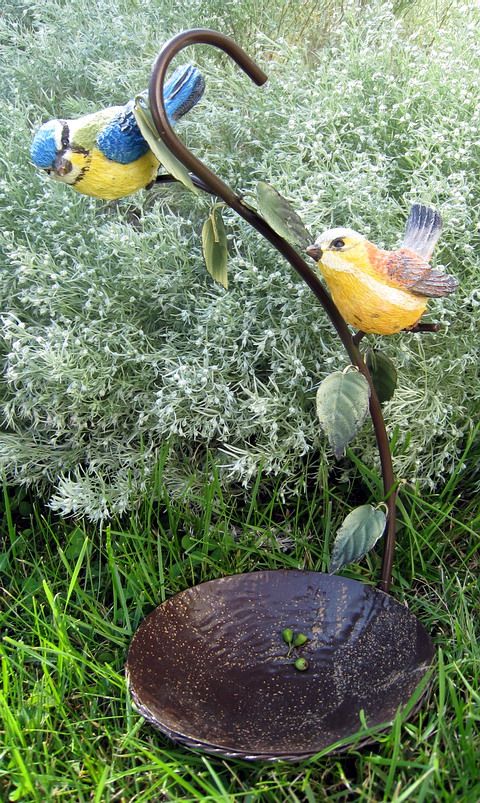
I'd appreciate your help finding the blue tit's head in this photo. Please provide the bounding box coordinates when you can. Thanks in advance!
[30,119,60,169]
[31,119,81,185]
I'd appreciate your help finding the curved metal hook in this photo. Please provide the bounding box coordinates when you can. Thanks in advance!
[148,29,397,593]
[149,29,267,208]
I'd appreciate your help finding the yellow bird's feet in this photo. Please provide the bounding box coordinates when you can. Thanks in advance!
[353,321,440,347]
[405,322,441,334]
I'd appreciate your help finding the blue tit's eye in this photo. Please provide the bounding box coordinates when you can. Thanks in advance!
[330,238,345,249]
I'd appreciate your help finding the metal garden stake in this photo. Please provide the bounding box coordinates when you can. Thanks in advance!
[126,29,436,761]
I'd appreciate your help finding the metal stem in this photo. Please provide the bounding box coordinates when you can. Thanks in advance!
[149,29,397,592]
[155,173,214,195]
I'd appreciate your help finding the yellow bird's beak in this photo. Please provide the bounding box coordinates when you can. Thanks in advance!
[305,244,323,262]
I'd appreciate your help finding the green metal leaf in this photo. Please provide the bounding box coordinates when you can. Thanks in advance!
[316,370,371,459]
[202,207,228,289]
[256,181,311,248]
[330,504,387,573]
[133,95,198,195]
[365,349,398,404]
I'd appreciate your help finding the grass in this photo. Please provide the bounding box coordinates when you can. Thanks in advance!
[1,447,479,802]
[1,0,480,516]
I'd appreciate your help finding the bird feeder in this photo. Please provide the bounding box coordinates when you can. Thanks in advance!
[126,29,435,761]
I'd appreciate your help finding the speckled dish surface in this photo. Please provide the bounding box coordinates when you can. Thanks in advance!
[126,570,434,760]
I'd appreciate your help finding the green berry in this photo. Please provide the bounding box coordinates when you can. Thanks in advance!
[294,657,309,671]
[293,633,308,647]
[282,628,294,645]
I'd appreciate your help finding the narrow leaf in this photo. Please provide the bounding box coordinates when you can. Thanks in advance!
[202,208,228,288]
[256,181,311,248]
[133,95,198,195]
[365,349,398,404]
[330,504,387,573]
[316,370,370,459]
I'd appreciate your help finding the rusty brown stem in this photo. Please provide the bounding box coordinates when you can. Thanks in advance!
[149,29,397,592]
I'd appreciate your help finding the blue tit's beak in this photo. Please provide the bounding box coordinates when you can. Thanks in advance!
[53,155,72,176]
[306,244,323,261]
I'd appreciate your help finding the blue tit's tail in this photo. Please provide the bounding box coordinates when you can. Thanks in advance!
[164,64,205,122]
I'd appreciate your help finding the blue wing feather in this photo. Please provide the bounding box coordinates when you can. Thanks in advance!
[96,100,150,164]
[97,64,205,164]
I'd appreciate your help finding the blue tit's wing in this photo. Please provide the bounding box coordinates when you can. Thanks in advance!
[96,64,205,165]
[96,99,150,164]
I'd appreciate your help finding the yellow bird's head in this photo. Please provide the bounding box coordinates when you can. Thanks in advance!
[305,227,375,276]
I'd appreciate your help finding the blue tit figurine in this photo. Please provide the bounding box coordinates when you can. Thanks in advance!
[30,64,205,200]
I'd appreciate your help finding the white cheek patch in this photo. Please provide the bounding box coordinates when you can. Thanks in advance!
[323,251,353,271]
[322,252,422,310]
[51,147,85,185]
[54,121,64,152]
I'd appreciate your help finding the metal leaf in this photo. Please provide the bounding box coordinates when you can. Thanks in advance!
[256,181,311,248]
[133,95,199,195]
[316,370,371,459]
[365,350,398,404]
[202,207,228,289]
[330,504,387,573]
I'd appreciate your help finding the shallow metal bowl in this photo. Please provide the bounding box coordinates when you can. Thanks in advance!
[126,570,434,760]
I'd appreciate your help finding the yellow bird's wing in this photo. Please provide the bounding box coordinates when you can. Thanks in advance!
[385,249,458,298]
[386,203,458,297]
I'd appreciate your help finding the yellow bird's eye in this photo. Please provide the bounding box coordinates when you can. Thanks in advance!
[330,238,345,249]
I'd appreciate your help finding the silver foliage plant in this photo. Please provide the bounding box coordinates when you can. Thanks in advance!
[1,2,479,518]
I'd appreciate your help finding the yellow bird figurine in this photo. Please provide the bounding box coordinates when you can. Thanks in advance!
[306,204,458,335]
